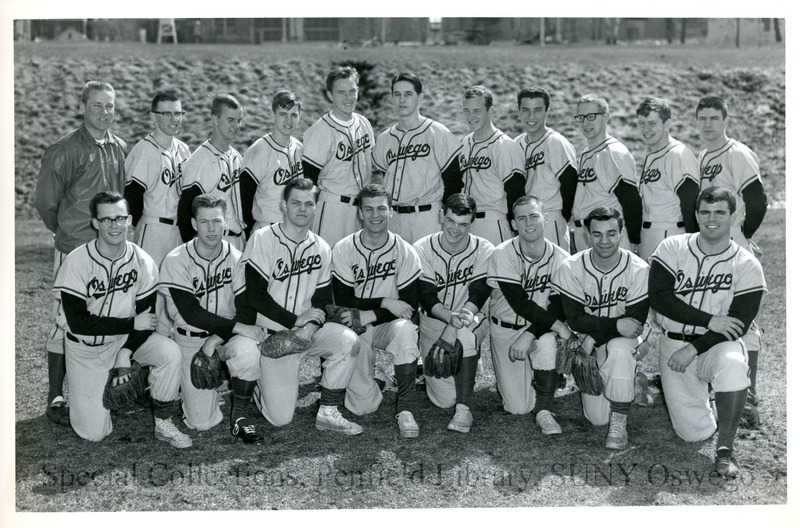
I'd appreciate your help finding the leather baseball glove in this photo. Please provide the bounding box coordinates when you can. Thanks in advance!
[555,333,581,376]
[424,326,463,379]
[572,351,604,396]
[190,348,223,390]
[102,361,148,411]
[259,330,313,359]
[325,304,366,334]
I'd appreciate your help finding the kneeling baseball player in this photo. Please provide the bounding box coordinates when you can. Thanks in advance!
[53,191,190,447]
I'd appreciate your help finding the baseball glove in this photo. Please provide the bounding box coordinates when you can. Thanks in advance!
[190,348,223,390]
[325,304,366,334]
[424,327,463,379]
[572,351,604,396]
[555,333,581,376]
[259,330,313,359]
[102,361,148,411]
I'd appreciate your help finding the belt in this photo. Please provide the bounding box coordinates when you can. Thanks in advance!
[490,316,526,331]
[158,217,176,225]
[177,327,212,339]
[643,221,684,229]
[574,219,583,228]
[225,229,243,238]
[66,332,103,347]
[392,204,433,214]
[339,195,360,206]
[666,331,701,342]
[475,211,486,219]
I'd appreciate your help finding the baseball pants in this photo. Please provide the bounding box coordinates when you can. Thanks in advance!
[174,332,225,432]
[46,249,67,354]
[471,210,512,247]
[580,337,637,426]
[224,232,245,253]
[135,217,182,267]
[544,210,570,252]
[314,191,363,247]
[638,222,686,261]
[344,319,421,416]
[389,203,442,245]
[659,335,749,442]
[64,332,182,442]
[572,223,632,253]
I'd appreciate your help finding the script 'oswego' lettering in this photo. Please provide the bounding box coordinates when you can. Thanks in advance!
[87,269,139,299]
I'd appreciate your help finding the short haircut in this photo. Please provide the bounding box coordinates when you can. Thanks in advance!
[282,177,319,202]
[326,66,360,94]
[585,206,623,232]
[191,193,227,218]
[81,81,115,105]
[636,97,671,122]
[150,90,180,112]
[512,195,544,217]
[391,72,423,95]
[577,93,609,113]
[356,183,392,209]
[517,87,551,111]
[696,186,736,214]
[443,193,477,221]
[272,90,302,112]
[90,191,128,219]
[463,85,493,109]
[211,94,242,117]
[695,95,728,119]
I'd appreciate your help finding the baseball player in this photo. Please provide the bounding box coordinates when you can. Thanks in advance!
[486,195,572,435]
[331,184,424,438]
[459,85,526,246]
[224,178,364,439]
[413,193,494,433]
[572,94,642,253]
[372,72,464,243]
[124,90,192,266]
[239,90,304,238]
[159,194,264,434]
[53,191,190,447]
[552,206,649,449]
[302,66,375,246]
[635,97,700,260]
[34,81,127,426]
[514,87,578,251]
[177,94,246,252]
[649,186,765,479]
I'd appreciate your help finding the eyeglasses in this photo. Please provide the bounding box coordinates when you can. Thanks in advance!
[152,111,186,119]
[573,112,605,123]
[96,215,130,226]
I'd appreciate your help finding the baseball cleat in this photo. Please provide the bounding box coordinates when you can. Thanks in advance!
[447,404,472,433]
[605,412,629,450]
[535,410,562,435]
[396,411,420,438]
[46,397,70,426]
[231,418,264,445]
[713,450,740,479]
[154,417,193,448]
[316,405,364,436]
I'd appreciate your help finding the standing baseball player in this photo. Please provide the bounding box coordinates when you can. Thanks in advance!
[124,90,191,266]
[413,193,494,432]
[34,80,127,425]
[159,194,264,433]
[635,97,700,260]
[514,87,579,251]
[649,187,765,479]
[459,85,526,246]
[239,90,304,238]
[224,178,364,439]
[302,66,375,246]
[487,195,572,434]
[177,94,246,251]
[331,184,424,438]
[552,206,649,449]
[572,94,642,253]
[372,72,463,243]
[53,191,190,447]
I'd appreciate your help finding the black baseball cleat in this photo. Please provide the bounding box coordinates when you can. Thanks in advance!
[231,418,264,445]
[713,450,740,480]
[46,397,70,426]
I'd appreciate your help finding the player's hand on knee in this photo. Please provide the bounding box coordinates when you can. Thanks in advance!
[133,309,158,331]
[616,317,643,338]
[708,315,744,340]
[509,332,534,362]
[453,308,476,328]
[296,308,326,327]
[580,334,596,357]
[381,298,413,319]
[667,345,697,373]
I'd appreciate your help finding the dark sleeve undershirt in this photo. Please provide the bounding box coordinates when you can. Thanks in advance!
[418,279,440,315]
[124,181,146,226]
[466,277,492,311]
[504,172,527,227]
[692,291,763,354]
[741,179,768,240]
[441,158,464,203]
[331,276,415,324]
[311,283,334,311]
[234,291,257,325]
[61,292,134,335]
[122,292,158,352]
[239,169,258,239]
[558,164,579,222]
[676,179,700,233]
[245,263,297,329]
[613,180,643,244]
[497,281,557,336]
[177,185,202,242]
[561,295,619,346]
[302,161,322,186]
[526,293,566,337]
[169,287,236,341]
[649,261,714,326]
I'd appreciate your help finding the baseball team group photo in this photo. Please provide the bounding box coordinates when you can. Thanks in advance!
[11,17,787,514]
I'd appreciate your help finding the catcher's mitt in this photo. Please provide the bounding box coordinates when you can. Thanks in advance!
[555,334,581,376]
[259,330,313,359]
[325,304,366,334]
[424,327,463,379]
[572,352,604,396]
[191,348,223,390]
[102,361,148,411]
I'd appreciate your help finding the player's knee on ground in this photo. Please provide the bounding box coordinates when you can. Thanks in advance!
[530,332,557,370]
[224,335,262,381]
[385,319,421,365]
[601,338,637,403]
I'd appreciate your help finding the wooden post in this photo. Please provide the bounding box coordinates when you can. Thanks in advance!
[157,18,177,44]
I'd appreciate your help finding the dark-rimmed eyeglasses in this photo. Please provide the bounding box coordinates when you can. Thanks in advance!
[573,112,605,123]
[152,111,186,119]
[96,215,130,226]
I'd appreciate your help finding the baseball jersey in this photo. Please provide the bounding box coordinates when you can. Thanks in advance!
[372,118,461,205]
[488,238,569,326]
[302,112,374,197]
[240,134,304,225]
[640,138,700,223]
[413,233,494,311]
[552,249,649,319]
[53,240,159,346]
[180,140,244,233]
[650,233,766,336]
[459,129,525,214]
[573,137,638,220]
[125,134,191,220]
[241,224,331,330]
[514,128,577,212]
[699,138,761,225]
[159,240,244,332]
[332,231,422,300]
